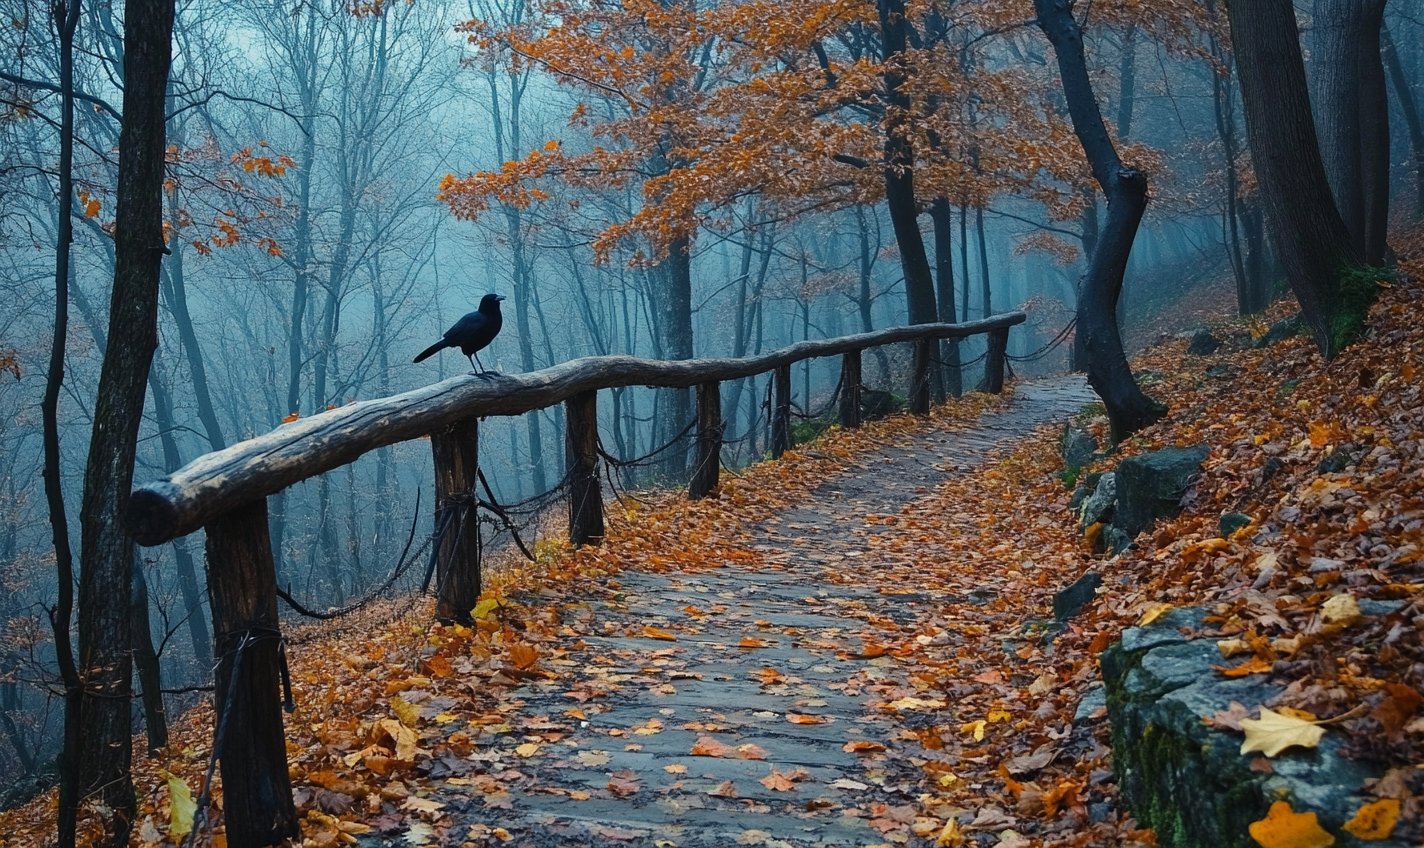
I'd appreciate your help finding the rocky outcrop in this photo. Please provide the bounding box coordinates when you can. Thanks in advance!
[1101,607,1409,848]
[1111,445,1209,537]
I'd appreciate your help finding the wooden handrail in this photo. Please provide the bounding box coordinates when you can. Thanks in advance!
[128,311,1024,546]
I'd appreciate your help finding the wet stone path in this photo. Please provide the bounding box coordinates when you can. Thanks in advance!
[417,377,1097,848]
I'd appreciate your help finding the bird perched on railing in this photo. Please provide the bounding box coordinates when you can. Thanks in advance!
[413,293,506,373]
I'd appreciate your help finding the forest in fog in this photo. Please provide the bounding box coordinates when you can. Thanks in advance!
[1,0,1422,816]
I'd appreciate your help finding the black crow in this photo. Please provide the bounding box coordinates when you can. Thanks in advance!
[413,293,506,373]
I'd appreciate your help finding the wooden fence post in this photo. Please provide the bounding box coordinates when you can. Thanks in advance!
[985,327,1010,394]
[910,338,932,415]
[203,498,299,848]
[839,350,862,429]
[771,364,792,458]
[689,381,722,499]
[565,390,604,545]
[431,416,481,623]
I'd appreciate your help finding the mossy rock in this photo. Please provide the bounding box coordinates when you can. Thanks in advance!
[1102,607,1410,848]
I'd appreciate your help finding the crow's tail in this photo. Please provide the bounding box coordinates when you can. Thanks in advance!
[413,341,446,363]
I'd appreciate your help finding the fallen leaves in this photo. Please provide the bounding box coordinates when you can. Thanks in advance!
[1342,798,1400,840]
[1248,800,1336,848]
[1238,708,1326,757]
[689,735,767,760]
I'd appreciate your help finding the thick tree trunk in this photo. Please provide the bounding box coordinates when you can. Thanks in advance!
[76,0,175,842]
[878,0,939,332]
[1310,0,1388,263]
[1227,0,1364,356]
[1382,24,1424,219]
[1035,0,1165,442]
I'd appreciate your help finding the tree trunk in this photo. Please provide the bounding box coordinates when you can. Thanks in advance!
[1355,3,1389,266]
[929,198,962,398]
[1227,0,1365,356]
[1035,0,1165,442]
[854,207,893,382]
[75,0,175,842]
[1382,23,1424,219]
[655,237,695,480]
[148,365,213,670]
[46,3,84,844]
[879,0,940,331]
[1310,0,1388,262]
[130,556,167,755]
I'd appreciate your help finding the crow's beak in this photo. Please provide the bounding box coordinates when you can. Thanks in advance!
[495,295,506,301]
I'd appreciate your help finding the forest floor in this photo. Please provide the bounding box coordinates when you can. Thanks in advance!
[6,226,1424,848]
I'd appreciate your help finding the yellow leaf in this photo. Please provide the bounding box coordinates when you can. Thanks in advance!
[960,719,986,741]
[937,817,966,847]
[390,695,420,728]
[164,771,196,840]
[85,199,101,219]
[515,742,541,757]
[663,763,688,774]
[1319,594,1361,632]
[987,710,1011,723]
[1341,798,1399,840]
[1239,708,1325,757]
[1248,800,1335,848]
[1138,603,1173,626]
[473,597,501,620]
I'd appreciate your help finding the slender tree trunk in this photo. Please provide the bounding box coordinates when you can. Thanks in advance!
[975,205,991,319]
[75,0,175,842]
[1383,24,1424,219]
[130,556,167,755]
[1355,3,1389,265]
[655,237,695,480]
[1117,25,1137,139]
[853,206,893,382]
[46,3,84,844]
[1227,0,1365,356]
[959,203,970,323]
[1035,0,1165,441]
[148,365,213,670]
[930,198,961,398]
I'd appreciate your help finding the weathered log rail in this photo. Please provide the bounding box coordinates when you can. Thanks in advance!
[126,310,1023,848]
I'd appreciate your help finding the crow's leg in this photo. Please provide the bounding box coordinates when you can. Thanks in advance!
[472,351,487,373]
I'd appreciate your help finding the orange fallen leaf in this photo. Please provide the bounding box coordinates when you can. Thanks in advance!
[708,779,737,797]
[759,770,796,791]
[643,626,678,641]
[1214,656,1274,678]
[736,743,768,760]
[690,735,736,757]
[1342,798,1399,840]
[738,636,769,648]
[842,740,886,753]
[786,713,831,725]
[509,642,539,670]
[1248,800,1335,848]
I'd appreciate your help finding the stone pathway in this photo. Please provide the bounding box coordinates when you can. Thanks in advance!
[429,377,1097,847]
